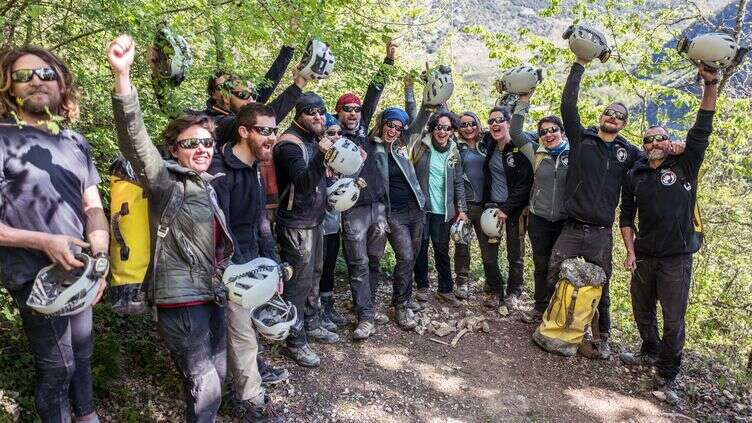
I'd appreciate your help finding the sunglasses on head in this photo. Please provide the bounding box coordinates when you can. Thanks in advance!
[11,67,58,83]
[176,137,215,149]
[252,126,278,136]
[325,129,343,137]
[434,124,453,132]
[341,105,362,113]
[487,116,508,125]
[384,121,404,132]
[303,107,326,116]
[460,121,478,128]
[603,108,627,121]
[538,126,561,137]
[642,133,670,144]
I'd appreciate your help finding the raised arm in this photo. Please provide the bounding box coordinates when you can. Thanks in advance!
[108,35,167,187]
[256,45,295,104]
[360,41,396,129]
[560,61,588,147]
[683,65,718,178]
[510,97,538,164]
[404,76,418,125]
[267,72,307,123]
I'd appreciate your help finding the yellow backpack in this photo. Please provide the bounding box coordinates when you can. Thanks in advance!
[533,258,607,357]
[109,156,151,315]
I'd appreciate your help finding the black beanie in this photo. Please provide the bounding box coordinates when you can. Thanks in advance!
[295,91,326,115]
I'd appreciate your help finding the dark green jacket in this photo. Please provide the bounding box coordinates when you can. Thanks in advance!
[112,90,234,305]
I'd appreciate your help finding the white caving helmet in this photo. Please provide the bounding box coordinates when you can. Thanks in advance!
[677,32,749,70]
[480,208,504,243]
[251,292,298,341]
[562,23,611,63]
[325,138,363,176]
[497,66,544,95]
[27,253,110,317]
[327,177,367,212]
[223,257,289,310]
[450,219,474,245]
[297,39,336,80]
[422,65,454,106]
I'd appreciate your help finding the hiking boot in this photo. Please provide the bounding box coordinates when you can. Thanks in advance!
[319,313,338,332]
[483,294,500,309]
[415,288,430,302]
[595,339,611,359]
[454,283,470,300]
[405,299,423,312]
[259,360,289,386]
[306,326,339,344]
[436,292,461,307]
[503,293,520,310]
[353,321,376,340]
[285,344,320,367]
[231,394,285,423]
[519,309,543,324]
[374,312,390,325]
[654,376,680,405]
[619,352,658,367]
[321,294,348,327]
[396,306,417,330]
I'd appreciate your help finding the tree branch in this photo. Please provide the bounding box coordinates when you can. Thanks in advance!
[719,0,748,94]
[50,27,106,51]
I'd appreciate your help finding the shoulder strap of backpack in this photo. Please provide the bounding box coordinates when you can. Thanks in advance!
[533,151,547,172]
[275,133,308,211]
[148,179,186,293]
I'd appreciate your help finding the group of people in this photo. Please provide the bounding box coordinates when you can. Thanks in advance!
[0,29,718,422]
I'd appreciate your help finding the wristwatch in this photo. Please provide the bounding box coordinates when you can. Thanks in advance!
[92,252,111,278]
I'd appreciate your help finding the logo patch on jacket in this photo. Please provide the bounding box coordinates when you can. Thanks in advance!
[683,181,692,191]
[616,147,628,163]
[560,153,569,167]
[396,145,408,158]
[506,154,516,167]
[660,169,677,186]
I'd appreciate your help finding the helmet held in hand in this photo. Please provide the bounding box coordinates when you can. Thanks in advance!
[563,23,611,63]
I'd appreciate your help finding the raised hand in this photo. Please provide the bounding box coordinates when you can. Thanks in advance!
[386,39,397,60]
[518,87,535,102]
[107,34,136,76]
[698,63,719,83]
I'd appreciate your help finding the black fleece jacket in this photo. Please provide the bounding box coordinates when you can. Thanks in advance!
[482,134,533,220]
[209,144,278,264]
[619,109,714,257]
[560,63,642,227]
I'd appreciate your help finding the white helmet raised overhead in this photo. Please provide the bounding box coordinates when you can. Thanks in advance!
[422,65,454,106]
[27,253,110,317]
[497,66,544,94]
[327,177,367,212]
[480,208,504,244]
[677,32,749,70]
[297,39,336,80]
[325,138,363,176]
[223,257,283,310]
[450,219,474,245]
[562,23,611,63]
[252,292,298,341]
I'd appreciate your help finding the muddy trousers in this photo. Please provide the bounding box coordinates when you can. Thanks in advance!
[157,303,226,423]
[631,253,692,382]
[341,202,388,322]
[9,284,95,423]
[453,203,501,290]
[387,207,425,306]
[276,224,324,347]
[546,220,613,337]
[415,212,453,294]
[529,214,566,312]
[225,302,264,403]
[319,232,341,295]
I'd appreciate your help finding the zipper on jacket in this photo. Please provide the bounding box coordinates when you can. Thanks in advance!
[551,155,560,221]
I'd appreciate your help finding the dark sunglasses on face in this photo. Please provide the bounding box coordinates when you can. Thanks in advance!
[460,121,478,128]
[384,121,404,132]
[341,105,362,113]
[435,124,453,132]
[252,126,278,136]
[603,108,627,121]
[303,107,326,116]
[11,67,58,83]
[487,117,508,125]
[231,89,254,101]
[642,133,670,144]
[220,80,257,100]
[538,126,561,137]
[176,137,215,149]
[325,129,343,137]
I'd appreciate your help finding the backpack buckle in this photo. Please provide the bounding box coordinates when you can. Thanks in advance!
[157,225,169,238]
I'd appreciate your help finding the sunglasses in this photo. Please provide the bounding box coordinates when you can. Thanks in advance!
[642,133,670,144]
[303,107,327,116]
[384,121,404,132]
[325,129,343,137]
[11,67,58,83]
[434,124,453,132]
[460,121,478,128]
[231,89,254,101]
[219,79,257,100]
[252,126,278,136]
[603,108,627,121]
[487,117,508,125]
[538,126,561,137]
[176,137,215,149]
[341,105,362,113]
